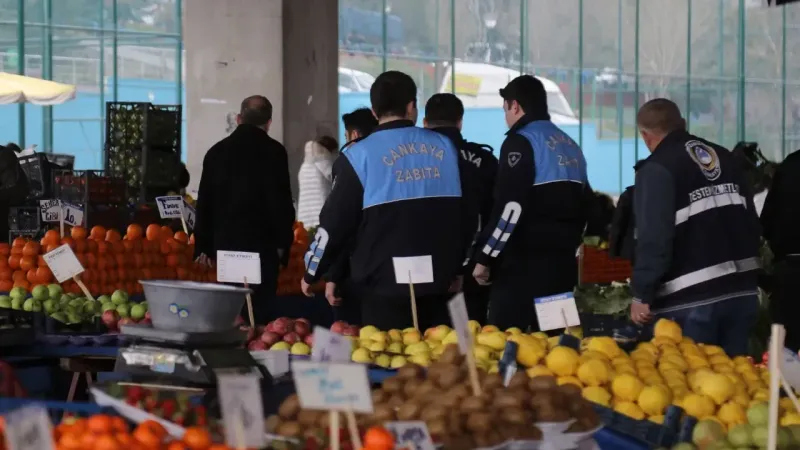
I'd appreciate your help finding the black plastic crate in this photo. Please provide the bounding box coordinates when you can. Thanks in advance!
[8,206,41,231]
[45,153,75,170]
[8,229,42,244]
[105,102,182,150]
[17,153,54,200]
[106,148,182,204]
[592,403,688,448]
[53,170,127,205]
[0,309,36,347]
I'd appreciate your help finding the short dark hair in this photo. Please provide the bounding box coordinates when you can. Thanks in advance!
[239,95,273,126]
[370,71,417,119]
[424,93,464,127]
[342,108,377,136]
[636,98,685,134]
[316,135,339,153]
[499,75,549,118]
[5,142,21,153]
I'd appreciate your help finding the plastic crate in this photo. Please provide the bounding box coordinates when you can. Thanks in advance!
[593,403,688,448]
[45,153,75,170]
[8,229,41,244]
[53,170,127,205]
[8,206,41,231]
[579,245,632,284]
[0,308,36,347]
[16,153,54,200]
[84,204,128,231]
[105,102,182,151]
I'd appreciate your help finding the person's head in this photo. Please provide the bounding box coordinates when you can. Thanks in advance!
[178,162,190,190]
[237,95,273,131]
[316,135,339,154]
[423,93,464,130]
[499,75,550,128]
[370,70,418,123]
[342,108,378,143]
[636,98,686,153]
[5,142,21,153]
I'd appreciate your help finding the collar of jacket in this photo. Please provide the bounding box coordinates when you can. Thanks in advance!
[373,119,415,132]
[232,123,269,138]
[431,126,464,146]
[633,128,690,171]
[506,113,551,135]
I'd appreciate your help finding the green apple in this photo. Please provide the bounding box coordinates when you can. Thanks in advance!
[50,312,67,323]
[23,298,35,311]
[66,313,81,324]
[97,295,111,305]
[83,302,99,315]
[31,285,49,301]
[139,301,148,311]
[116,303,130,318]
[130,303,146,320]
[59,294,72,305]
[11,297,23,310]
[47,284,63,299]
[0,295,11,308]
[69,298,84,309]
[43,299,58,313]
[101,303,116,313]
[111,290,129,305]
[66,293,78,299]
[10,286,26,299]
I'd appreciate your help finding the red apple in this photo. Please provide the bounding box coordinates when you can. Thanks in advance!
[267,318,290,335]
[283,332,300,344]
[256,325,266,334]
[248,340,267,350]
[304,333,314,347]
[330,320,348,334]
[296,318,310,327]
[118,318,135,327]
[102,310,120,330]
[342,325,359,337]
[260,331,281,347]
[144,311,151,321]
[294,321,311,337]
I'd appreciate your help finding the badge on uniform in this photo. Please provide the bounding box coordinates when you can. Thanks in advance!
[685,140,721,181]
[507,152,522,168]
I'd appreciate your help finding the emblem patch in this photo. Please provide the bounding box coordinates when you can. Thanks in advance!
[685,140,721,181]
[507,152,522,168]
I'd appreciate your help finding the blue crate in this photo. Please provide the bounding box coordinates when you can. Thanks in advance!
[592,403,691,448]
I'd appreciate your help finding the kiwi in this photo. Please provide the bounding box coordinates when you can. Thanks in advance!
[426,418,449,439]
[439,393,461,409]
[439,344,464,365]
[501,408,530,425]
[397,402,422,421]
[481,373,504,391]
[277,394,301,420]
[372,389,389,404]
[297,409,320,426]
[382,376,404,394]
[447,383,470,400]
[420,405,448,423]
[316,412,330,428]
[493,392,523,409]
[403,378,423,398]
[528,375,558,391]
[460,396,487,414]
[465,412,492,434]
[275,421,302,438]
[387,394,405,409]
[559,383,582,399]
[506,371,530,391]
[413,380,437,400]
[447,410,463,434]
[397,363,424,380]
[372,404,396,423]
[529,391,556,411]
[437,366,464,389]
[519,425,543,440]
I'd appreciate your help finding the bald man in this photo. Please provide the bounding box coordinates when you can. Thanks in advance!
[630,98,761,356]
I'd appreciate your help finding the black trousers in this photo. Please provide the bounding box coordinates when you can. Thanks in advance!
[770,257,800,351]
[242,258,280,325]
[487,252,578,331]
[359,290,452,331]
[463,268,490,325]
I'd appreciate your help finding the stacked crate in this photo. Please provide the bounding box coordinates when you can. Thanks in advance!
[53,170,128,230]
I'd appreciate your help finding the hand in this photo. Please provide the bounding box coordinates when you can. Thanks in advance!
[195,253,212,267]
[473,263,491,286]
[449,275,463,293]
[630,301,653,325]
[300,279,314,298]
[325,282,342,306]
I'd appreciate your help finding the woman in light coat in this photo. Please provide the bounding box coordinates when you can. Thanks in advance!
[296,136,338,227]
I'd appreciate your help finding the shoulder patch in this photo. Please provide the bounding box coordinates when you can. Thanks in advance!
[685,140,721,181]
[507,152,522,168]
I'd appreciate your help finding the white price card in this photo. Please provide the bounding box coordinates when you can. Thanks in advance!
[216,372,266,449]
[311,326,352,363]
[156,195,185,219]
[4,405,55,450]
[385,421,436,450]
[447,293,471,354]
[43,244,85,283]
[61,202,83,227]
[183,201,196,229]
[292,361,373,413]
[216,250,261,284]
[781,348,800,391]
[39,199,61,222]
[392,255,434,284]
[534,292,581,332]
[250,349,290,377]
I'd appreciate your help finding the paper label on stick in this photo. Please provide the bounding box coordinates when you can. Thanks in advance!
[216,372,266,449]
[392,255,434,284]
[447,293,471,354]
[183,201,196,229]
[534,292,581,332]
[292,361,374,413]
[216,250,261,284]
[61,202,83,227]
[4,405,55,450]
[781,348,800,390]
[39,199,61,222]
[43,244,85,283]
[385,421,436,450]
[156,195,184,219]
[311,326,352,363]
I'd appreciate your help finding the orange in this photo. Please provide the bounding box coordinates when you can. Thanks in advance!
[36,266,53,283]
[74,239,87,253]
[132,425,163,448]
[37,255,46,267]
[90,226,106,240]
[10,245,22,256]
[58,432,83,450]
[0,268,11,280]
[12,270,25,282]
[166,442,189,450]
[96,241,109,255]
[92,434,121,450]
[45,243,59,254]
[19,256,35,271]
[145,224,161,241]
[173,231,188,244]
[61,237,76,250]
[22,242,40,256]
[43,230,60,245]
[0,280,13,291]
[86,239,98,254]
[160,226,173,241]
[87,414,114,435]
[71,226,88,241]
[12,279,30,290]
[105,229,122,242]
[127,224,144,240]
[182,426,211,450]
[363,426,395,450]
[11,237,26,248]
[26,268,38,284]
[8,255,20,270]
[0,243,10,256]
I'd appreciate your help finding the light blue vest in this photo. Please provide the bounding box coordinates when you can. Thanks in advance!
[516,120,587,186]
[345,126,462,209]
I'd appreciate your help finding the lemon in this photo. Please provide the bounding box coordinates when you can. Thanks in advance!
[662,369,687,382]
[782,412,800,426]
[681,393,716,418]
[615,365,637,376]
[781,397,796,412]
[653,318,683,343]
[700,373,735,405]
[527,365,555,378]
[660,346,683,357]
[643,374,665,386]
[545,346,580,377]
[636,342,660,358]
[580,350,610,362]
[717,401,747,426]
[630,350,657,364]
[614,401,646,420]
[752,389,769,402]
[638,368,659,381]
[582,386,612,406]
[558,376,583,388]
[635,359,657,371]
[713,365,734,374]
[681,336,696,345]
[587,336,622,359]
[686,356,711,370]
[731,393,750,408]
[652,336,679,349]
[648,415,665,424]
[577,359,611,387]
[709,355,733,366]
[701,345,725,356]
[611,373,644,402]
[638,385,671,416]
[671,387,690,402]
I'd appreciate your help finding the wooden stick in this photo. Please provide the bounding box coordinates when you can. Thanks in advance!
[243,277,255,329]
[464,327,482,397]
[73,275,95,302]
[344,410,362,449]
[768,324,784,450]
[329,411,340,450]
[408,271,419,331]
[59,205,65,239]
[178,202,189,234]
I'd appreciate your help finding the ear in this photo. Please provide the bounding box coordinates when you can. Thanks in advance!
[457,119,463,131]
[406,101,416,118]
[370,109,378,120]
[423,118,429,128]
[236,114,242,125]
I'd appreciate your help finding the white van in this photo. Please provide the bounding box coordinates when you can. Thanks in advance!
[439,62,579,125]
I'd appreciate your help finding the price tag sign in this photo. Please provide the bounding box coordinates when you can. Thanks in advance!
[217,372,266,449]
[183,201,196,229]
[250,349,290,377]
[385,422,436,450]
[156,195,184,219]
[43,244,85,282]
[292,361,373,413]
[781,348,800,390]
[534,292,581,332]
[61,202,83,227]
[39,199,61,223]
[216,251,261,284]
[311,326,351,363]
[447,293,471,354]
[5,405,55,450]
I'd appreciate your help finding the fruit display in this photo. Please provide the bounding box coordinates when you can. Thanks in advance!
[243,316,314,356]
[106,384,212,429]
[677,404,800,450]
[276,222,324,295]
[271,345,600,449]
[0,223,215,296]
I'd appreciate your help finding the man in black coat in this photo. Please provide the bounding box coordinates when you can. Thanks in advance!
[194,95,295,323]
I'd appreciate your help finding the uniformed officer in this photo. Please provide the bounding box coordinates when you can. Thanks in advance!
[472,75,592,331]
[341,107,378,149]
[301,71,473,330]
[629,98,761,356]
[423,93,498,324]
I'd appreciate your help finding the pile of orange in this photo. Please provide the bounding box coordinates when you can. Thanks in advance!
[0,223,216,295]
[276,222,324,295]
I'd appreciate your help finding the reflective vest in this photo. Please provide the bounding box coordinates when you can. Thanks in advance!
[516,120,587,186]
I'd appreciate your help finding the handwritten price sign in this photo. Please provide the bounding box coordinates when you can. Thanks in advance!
[310,326,351,363]
[292,361,373,413]
[385,422,436,450]
[61,202,84,227]
[39,199,60,222]
[4,405,55,450]
[156,195,184,219]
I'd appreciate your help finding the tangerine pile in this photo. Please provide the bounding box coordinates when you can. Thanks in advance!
[277,222,323,295]
[0,223,215,296]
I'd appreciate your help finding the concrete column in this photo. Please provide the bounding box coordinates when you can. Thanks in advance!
[184,0,338,197]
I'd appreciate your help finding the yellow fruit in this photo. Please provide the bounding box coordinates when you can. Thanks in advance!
[636,342,660,358]
[663,354,689,372]
[630,350,657,364]
[644,375,666,387]
[681,336,695,344]
[654,319,683,343]
[527,365,555,378]
[681,393,717,419]
[615,365,638,376]
[732,394,750,408]
[717,401,747,426]
[700,373,735,405]
[546,336,560,350]
[582,386,612,406]
[781,397,796,412]
[709,355,732,366]
[614,401,645,420]
[580,350,610,362]
[782,412,800,426]
[545,346,580,377]
[689,369,715,393]
[638,368,659,380]
[611,373,644,402]
[509,334,547,367]
[648,415,665,424]
[672,388,690,402]
[662,369,687,382]
[658,361,682,375]
[558,376,583,388]
[701,345,725,356]
[577,359,611,387]
[713,365,734,374]
[660,346,683,357]
[752,389,769,402]
[587,336,622,359]
[638,385,671,416]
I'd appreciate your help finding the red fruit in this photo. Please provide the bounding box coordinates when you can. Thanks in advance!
[294,321,311,337]
[161,398,176,417]
[248,340,267,351]
[330,320,348,334]
[260,330,281,346]
[282,332,300,344]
